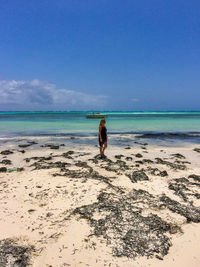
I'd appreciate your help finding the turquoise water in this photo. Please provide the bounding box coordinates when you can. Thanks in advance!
[0,111,200,138]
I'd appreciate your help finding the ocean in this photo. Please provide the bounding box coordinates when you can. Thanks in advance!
[0,111,200,146]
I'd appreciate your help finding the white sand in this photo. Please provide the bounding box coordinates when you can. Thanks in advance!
[0,141,200,266]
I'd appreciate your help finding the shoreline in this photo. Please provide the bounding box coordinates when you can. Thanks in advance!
[1,131,200,150]
[0,139,200,266]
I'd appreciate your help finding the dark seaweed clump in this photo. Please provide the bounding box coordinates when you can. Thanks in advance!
[160,194,200,223]
[168,176,200,202]
[0,150,13,155]
[1,159,12,165]
[155,158,186,170]
[0,239,32,267]
[73,190,173,259]
[29,160,71,170]
[53,166,124,193]
[148,167,168,177]
[171,153,185,159]
[69,173,200,260]
[127,170,149,183]
[194,148,200,153]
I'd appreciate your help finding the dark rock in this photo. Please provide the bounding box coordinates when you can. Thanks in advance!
[128,170,149,183]
[125,157,132,161]
[0,150,13,155]
[125,146,131,149]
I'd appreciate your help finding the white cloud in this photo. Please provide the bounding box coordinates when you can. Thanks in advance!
[0,79,107,110]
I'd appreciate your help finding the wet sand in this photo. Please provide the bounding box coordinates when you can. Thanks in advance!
[0,139,200,267]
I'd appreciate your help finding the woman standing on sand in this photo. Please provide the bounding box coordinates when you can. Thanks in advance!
[99,119,107,158]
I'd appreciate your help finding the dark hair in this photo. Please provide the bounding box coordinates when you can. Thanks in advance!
[100,119,106,126]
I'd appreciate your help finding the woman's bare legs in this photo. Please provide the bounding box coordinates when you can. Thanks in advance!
[102,142,107,156]
[99,145,103,156]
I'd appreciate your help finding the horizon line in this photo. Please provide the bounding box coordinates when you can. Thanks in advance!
[1,110,200,113]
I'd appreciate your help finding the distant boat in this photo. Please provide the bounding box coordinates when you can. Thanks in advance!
[86,112,107,119]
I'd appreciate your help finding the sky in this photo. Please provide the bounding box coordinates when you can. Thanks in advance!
[0,0,200,111]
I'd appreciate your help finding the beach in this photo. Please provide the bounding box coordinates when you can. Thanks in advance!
[1,0,200,263]
[0,133,200,267]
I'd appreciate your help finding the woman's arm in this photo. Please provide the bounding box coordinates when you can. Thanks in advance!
[99,125,102,141]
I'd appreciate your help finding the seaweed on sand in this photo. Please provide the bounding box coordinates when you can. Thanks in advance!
[72,190,173,259]
[68,184,200,259]
[160,195,200,223]
[30,161,71,170]
[155,158,186,170]
[127,170,149,183]
[147,167,168,177]
[168,176,200,202]
[188,174,200,183]
[53,168,124,193]
[0,238,32,267]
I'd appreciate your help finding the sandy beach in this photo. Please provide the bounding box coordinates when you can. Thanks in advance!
[0,139,200,267]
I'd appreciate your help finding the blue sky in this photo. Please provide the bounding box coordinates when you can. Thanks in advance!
[0,0,200,111]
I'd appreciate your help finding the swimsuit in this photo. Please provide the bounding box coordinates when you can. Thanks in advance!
[99,126,107,146]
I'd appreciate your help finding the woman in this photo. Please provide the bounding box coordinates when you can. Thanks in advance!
[99,119,107,158]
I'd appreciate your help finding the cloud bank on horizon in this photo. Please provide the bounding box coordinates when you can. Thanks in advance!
[0,79,108,111]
